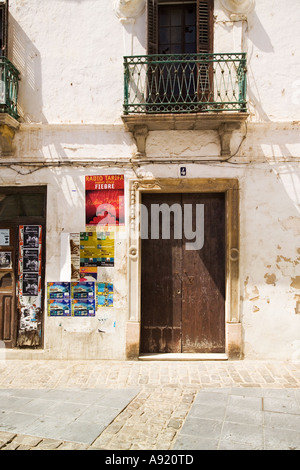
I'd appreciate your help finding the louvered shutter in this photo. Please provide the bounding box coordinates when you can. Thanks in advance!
[147,0,158,55]
[197,0,213,53]
[0,0,8,57]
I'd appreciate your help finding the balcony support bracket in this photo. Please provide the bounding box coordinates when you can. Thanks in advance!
[132,124,148,159]
[218,122,240,157]
[0,115,19,156]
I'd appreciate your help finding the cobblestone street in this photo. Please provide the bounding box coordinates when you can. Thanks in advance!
[0,359,300,450]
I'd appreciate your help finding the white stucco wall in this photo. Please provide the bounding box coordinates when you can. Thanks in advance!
[1,0,299,360]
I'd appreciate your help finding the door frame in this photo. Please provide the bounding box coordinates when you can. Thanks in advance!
[126,177,241,359]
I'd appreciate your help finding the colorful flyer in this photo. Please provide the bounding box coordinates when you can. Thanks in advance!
[47,281,97,316]
[47,282,71,316]
[71,281,95,300]
[48,299,71,317]
[47,282,70,300]
[96,282,114,308]
[80,232,99,266]
[85,175,124,226]
[97,232,114,267]
[80,231,114,267]
[72,298,96,317]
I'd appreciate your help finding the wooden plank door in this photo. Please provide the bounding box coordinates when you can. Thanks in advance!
[181,193,225,352]
[0,226,16,348]
[141,193,182,353]
[140,192,225,354]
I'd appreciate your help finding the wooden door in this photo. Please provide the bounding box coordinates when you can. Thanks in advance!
[140,192,225,354]
[181,193,225,352]
[141,193,182,353]
[0,226,16,348]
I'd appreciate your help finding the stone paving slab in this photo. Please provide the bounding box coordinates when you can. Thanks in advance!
[173,387,300,450]
[0,360,300,450]
[0,388,139,445]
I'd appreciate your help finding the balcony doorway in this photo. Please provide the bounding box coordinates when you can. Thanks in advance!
[146,0,214,112]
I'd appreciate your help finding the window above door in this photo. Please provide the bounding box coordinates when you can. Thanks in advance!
[148,0,213,55]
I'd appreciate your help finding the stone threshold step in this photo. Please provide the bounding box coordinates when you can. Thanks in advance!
[138,353,228,361]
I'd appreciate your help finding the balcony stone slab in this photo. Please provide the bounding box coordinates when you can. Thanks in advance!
[122,112,249,158]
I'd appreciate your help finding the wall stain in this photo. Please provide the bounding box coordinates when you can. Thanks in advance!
[291,276,300,289]
[264,273,277,285]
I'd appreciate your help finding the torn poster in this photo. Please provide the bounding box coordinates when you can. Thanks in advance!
[17,225,43,346]
[70,233,80,281]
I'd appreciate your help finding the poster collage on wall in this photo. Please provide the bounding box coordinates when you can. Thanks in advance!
[17,225,43,345]
[47,175,124,319]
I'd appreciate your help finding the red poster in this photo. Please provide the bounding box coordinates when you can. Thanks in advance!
[85,175,125,226]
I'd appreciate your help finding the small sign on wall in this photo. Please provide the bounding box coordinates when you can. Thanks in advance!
[0,229,10,246]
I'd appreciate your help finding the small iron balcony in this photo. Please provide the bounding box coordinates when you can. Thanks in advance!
[0,57,20,120]
[124,53,247,115]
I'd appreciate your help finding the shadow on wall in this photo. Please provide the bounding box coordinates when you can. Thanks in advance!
[9,13,47,124]
[245,10,274,122]
[247,11,274,53]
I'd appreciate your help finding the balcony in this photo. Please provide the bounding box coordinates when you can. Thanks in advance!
[122,53,248,157]
[0,57,20,155]
[0,57,20,120]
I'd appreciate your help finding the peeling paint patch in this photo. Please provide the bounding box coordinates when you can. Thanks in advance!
[244,277,260,301]
[264,273,277,285]
[276,255,291,263]
[276,254,299,267]
[291,276,300,289]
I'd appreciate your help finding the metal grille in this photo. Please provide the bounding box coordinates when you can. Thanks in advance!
[124,53,247,114]
[0,57,20,120]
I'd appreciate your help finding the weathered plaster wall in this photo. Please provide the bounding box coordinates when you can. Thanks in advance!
[8,0,300,124]
[1,0,299,360]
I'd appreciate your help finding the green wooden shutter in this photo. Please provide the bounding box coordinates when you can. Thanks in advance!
[147,0,158,55]
[0,0,8,57]
[197,0,214,53]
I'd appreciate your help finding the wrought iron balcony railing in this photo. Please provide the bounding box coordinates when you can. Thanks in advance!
[124,53,247,115]
[0,57,20,120]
